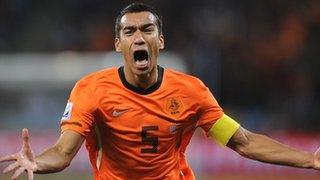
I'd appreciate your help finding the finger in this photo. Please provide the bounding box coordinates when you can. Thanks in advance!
[27,169,34,180]
[11,167,25,180]
[3,162,19,174]
[0,154,17,163]
[22,128,31,149]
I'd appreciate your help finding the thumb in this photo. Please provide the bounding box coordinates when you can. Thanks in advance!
[312,147,320,169]
[22,128,31,149]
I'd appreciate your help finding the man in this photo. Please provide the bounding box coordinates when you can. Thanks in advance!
[0,3,319,180]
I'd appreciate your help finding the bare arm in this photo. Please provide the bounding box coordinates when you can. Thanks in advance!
[0,129,84,179]
[35,130,84,173]
[227,127,320,169]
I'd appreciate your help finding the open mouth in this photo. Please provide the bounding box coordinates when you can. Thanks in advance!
[134,50,149,61]
[133,50,149,69]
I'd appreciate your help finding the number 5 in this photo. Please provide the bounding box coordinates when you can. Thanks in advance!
[141,126,159,153]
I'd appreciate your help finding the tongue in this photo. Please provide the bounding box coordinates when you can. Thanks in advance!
[135,59,148,68]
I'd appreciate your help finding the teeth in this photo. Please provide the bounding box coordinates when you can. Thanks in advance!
[135,59,148,68]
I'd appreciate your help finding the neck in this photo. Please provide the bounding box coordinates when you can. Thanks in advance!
[124,66,158,89]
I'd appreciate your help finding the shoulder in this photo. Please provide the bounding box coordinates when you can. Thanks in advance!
[76,67,118,86]
[74,67,118,92]
[164,68,207,89]
[69,67,118,107]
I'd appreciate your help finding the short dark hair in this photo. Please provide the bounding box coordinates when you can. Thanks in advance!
[115,3,163,38]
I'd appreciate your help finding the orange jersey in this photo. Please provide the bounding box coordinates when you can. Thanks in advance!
[60,66,223,179]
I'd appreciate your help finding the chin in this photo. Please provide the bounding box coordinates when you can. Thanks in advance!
[133,68,151,76]
[133,65,155,76]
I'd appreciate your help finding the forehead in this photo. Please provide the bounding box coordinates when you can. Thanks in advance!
[120,11,157,28]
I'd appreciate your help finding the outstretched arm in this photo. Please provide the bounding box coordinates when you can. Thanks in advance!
[0,128,84,179]
[227,127,320,169]
[35,129,84,173]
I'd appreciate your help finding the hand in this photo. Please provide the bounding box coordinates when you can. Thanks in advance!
[313,147,320,170]
[0,128,37,180]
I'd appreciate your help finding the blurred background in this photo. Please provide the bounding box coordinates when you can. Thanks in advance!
[0,0,319,179]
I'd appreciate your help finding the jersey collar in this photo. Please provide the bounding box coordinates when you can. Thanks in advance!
[118,65,164,95]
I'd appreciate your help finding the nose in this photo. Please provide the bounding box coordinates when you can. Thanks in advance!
[134,31,146,46]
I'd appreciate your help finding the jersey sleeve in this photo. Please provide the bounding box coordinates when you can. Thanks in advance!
[195,79,224,133]
[60,79,97,137]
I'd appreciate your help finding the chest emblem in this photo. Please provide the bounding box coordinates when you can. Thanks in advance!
[165,97,184,116]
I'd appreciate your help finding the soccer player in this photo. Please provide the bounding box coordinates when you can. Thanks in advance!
[0,3,319,180]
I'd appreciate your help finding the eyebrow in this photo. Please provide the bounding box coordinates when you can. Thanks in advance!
[122,23,155,31]
[140,23,155,29]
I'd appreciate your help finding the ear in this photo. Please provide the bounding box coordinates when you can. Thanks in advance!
[159,34,165,49]
[114,37,121,52]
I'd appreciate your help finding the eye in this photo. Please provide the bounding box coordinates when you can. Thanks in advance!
[124,30,133,35]
[144,27,154,33]
[123,27,135,36]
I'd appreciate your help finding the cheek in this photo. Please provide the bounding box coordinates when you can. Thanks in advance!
[120,41,129,49]
[119,37,132,49]
[149,37,161,48]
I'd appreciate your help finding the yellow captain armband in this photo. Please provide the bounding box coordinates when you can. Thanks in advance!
[208,114,240,146]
